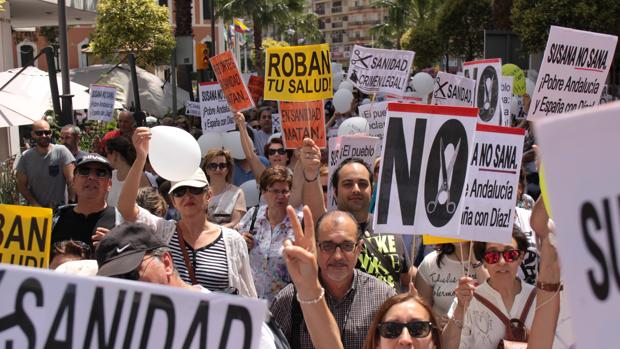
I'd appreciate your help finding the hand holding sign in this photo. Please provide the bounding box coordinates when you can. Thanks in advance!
[300,138,322,177]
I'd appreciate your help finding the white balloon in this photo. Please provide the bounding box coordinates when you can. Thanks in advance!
[197,132,224,157]
[338,80,354,92]
[149,126,201,182]
[240,180,260,208]
[338,117,369,136]
[333,89,354,113]
[223,131,248,159]
[332,71,344,91]
[410,72,435,95]
[510,96,521,116]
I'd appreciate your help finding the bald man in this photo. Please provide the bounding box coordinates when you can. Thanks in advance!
[98,110,136,155]
[16,119,75,210]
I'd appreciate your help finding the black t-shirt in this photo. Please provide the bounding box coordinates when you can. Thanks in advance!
[51,205,117,249]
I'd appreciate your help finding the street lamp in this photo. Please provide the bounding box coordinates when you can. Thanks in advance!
[285,28,296,45]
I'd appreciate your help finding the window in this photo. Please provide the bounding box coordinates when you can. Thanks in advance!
[332,1,342,13]
[78,38,89,68]
[315,3,325,15]
[202,0,212,20]
[17,42,36,68]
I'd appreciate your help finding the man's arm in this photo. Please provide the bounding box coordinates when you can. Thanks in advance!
[16,171,40,206]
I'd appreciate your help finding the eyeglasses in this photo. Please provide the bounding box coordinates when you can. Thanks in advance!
[206,162,229,171]
[318,241,357,253]
[377,321,434,339]
[268,148,287,156]
[483,249,522,264]
[267,188,290,196]
[76,167,110,178]
[171,186,207,198]
[34,130,52,136]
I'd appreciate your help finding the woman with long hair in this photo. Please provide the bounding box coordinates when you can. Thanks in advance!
[202,149,246,228]
[104,136,154,206]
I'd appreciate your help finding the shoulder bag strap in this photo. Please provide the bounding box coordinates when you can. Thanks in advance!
[247,191,262,235]
[176,222,199,285]
[473,292,512,327]
[519,288,537,323]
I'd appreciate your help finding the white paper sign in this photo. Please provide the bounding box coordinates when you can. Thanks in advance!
[373,103,477,236]
[185,101,201,117]
[357,101,388,141]
[528,26,618,120]
[533,101,620,349]
[347,45,415,96]
[431,71,475,107]
[272,112,282,133]
[327,135,381,209]
[199,82,235,133]
[500,76,514,126]
[458,124,524,243]
[88,84,117,122]
[0,264,267,348]
[463,58,503,125]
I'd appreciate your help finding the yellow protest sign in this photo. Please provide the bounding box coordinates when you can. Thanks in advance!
[423,235,466,245]
[0,204,52,268]
[264,44,333,102]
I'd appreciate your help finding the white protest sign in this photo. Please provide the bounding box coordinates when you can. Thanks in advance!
[528,26,618,120]
[327,135,380,209]
[459,124,524,243]
[431,71,475,107]
[384,93,424,104]
[199,82,235,133]
[88,84,117,122]
[347,45,415,96]
[533,101,620,349]
[500,76,513,126]
[0,264,267,348]
[373,103,477,236]
[272,112,282,133]
[185,100,201,117]
[463,58,503,125]
[357,101,388,140]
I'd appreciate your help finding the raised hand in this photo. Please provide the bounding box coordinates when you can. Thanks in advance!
[132,127,151,160]
[233,112,246,128]
[300,138,321,175]
[455,276,477,310]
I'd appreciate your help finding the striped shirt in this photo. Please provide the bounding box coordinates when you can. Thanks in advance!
[168,230,230,291]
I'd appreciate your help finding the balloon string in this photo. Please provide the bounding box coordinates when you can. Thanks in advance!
[459,243,466,278]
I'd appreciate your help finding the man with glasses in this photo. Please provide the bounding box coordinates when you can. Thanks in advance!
[51,153,119,248]
[270,210,395,349]
[16,119,75,210]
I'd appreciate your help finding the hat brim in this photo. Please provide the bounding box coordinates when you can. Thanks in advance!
[97,250,145,277]
[169,180,208,194]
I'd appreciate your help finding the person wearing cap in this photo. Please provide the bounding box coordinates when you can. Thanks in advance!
[51,153,119,249]
[117,127,257,297]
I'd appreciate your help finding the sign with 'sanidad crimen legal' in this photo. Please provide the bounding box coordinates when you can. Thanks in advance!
[347,45,415,96]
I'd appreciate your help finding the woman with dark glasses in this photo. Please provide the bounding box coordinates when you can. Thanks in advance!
[117,127,257,298]
[202,149,246,228]
[263,138,293,169]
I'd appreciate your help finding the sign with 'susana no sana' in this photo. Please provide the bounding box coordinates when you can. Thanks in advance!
[0,264,267,348]
[528,26,618,120]
[347,45,415,96]
[88,84,117,122]
[431,71,475,107]
[199,82,235,133]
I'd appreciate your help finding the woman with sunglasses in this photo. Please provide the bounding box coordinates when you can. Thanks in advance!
[117,127,257,297]
[264,138,294,169]
[202,149,246,228]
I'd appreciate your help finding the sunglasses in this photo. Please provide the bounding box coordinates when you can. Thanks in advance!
[318,241,357,253]
[206,162,229,171]
[268,148,287,156]
[267,188,290,196]
[76,167,110,178]
[171,186,206,198]
[34,130,52,136]
[377,321,434,339]
[483,249,522,264]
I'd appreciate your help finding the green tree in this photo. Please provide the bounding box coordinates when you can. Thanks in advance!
[512,0,620,52]
[436,0,492,61]
[89,0,175,66]
[401,19,443,68]
[283,12,323,45]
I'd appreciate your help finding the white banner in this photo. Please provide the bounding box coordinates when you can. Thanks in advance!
[185,101,201,117]
[459,124,524,243]
[463,58,503,125]
[0,264,267,348]
[500,76,514,126]
[327,136,381,209]
[198,82,235,133]
[533,101,620,349]
[528,26,618,120]
[347,45,415,96]
[88,84,117,122]
[357,101,388,141]
[373,103,477,236]
[431,71,475,107]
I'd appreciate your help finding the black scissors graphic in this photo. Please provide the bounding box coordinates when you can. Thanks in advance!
[427,138,460,214]
[351,49,372,68]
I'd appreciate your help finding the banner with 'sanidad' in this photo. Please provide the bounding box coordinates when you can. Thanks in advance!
[431,72,475,107]
[347,45,415,96]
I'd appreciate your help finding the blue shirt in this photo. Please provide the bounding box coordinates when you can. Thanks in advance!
[233,156,270,186]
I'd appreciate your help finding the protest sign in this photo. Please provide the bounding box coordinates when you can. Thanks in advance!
[264,44,333,102]
[533,102,620,349]
[198,82,235,133]
[88,84,116,122]
[458,124,524,243]
[422,235,466,245]
[384,93,424,104]
[431,72,475,107]
[347,45,415,96]
[0,204,51,268]
[272,112,282,133]
[463,58,503,125]
[373,103,477,236]
[0,263,267,348]
[279,100,326,149]
[209,51,255,112]
[358,101,388,141]
[500,76,514,126]
[185,101,201,117]
[247,75,264,105]
[528,26,618,120]
[328,135,381,209]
